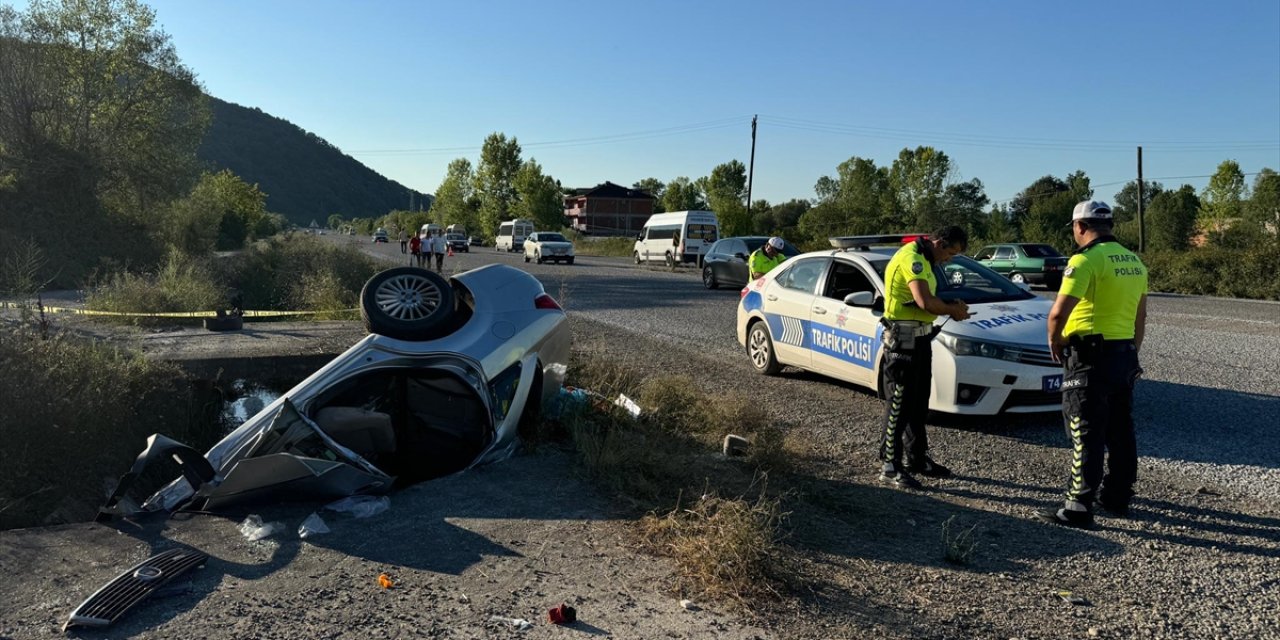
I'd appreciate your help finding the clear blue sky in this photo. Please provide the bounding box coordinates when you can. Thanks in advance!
[147,0,1279,207]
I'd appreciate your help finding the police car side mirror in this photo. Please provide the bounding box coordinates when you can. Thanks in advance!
[844,291,876,307]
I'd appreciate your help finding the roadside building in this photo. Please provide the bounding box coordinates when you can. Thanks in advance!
[563,181,656,236]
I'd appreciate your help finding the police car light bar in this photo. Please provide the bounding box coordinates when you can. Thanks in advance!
[828,234,925,250]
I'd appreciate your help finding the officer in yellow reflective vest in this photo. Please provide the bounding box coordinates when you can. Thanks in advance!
[748,237,788,279]
[1039,200,1148,528]
[877,226,971,489]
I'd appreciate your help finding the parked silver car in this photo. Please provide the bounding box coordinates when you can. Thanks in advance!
[100,265,570,517]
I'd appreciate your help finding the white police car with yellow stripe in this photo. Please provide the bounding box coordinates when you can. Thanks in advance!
[736,235,1062,414]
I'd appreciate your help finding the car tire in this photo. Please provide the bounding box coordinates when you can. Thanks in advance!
[665,252,676,269]
[1010,272,1026,284]
[566,257,574,265]
[633,252,641,265]
[702,265,719,289]
[359,267,455,341]
[524,253,530,263]
[746,321,782,375]
[535,251,543,264]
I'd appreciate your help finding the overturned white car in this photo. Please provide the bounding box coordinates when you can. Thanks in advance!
[100,265,570,518]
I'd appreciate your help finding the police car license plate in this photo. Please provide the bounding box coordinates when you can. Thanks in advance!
[1042,374,1063,392]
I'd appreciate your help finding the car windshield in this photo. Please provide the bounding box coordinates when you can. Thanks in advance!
[539,233,568,243]
[1022,244,1062,258]
[935,256,1036,303]
[447,234,465,241]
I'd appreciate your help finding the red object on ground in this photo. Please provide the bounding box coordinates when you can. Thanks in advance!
[548,603,577,624]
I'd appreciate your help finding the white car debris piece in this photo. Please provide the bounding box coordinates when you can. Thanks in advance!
[97,265,570,520]
[614,393,642,417]
[298,512,330,539]
[238,514,282,541]
[737,235,1063,415]
[325,495,390,519]
[680,599,700,611]
[489,615,534,631]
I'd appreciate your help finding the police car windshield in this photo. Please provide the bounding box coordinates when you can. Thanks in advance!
[933,255,1036,303]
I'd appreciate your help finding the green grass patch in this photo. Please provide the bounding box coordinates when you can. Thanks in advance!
[573,236,636,258]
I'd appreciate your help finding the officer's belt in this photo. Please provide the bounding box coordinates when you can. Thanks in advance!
[881,319,934,339]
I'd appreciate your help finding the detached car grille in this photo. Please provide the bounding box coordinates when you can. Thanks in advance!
[65,548,208,630]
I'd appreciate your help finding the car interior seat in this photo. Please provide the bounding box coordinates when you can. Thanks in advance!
[314,406,397,458]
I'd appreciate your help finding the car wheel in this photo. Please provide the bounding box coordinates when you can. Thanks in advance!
[665,252,676,269]
[524,253,530,263]
[535,251,543,264]
[1010,272,1026,284]
[359,267,455,341]
[702,265,719,289]
[566,257,574,265]
[633,252,641,265]
[747,321,782,375]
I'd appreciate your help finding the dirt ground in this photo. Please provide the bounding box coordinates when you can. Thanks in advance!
[3,311,1278,639]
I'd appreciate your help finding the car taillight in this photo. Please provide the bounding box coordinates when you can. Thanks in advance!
[534,293,562,310]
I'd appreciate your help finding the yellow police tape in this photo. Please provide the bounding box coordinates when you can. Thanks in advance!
[0,300,355,318]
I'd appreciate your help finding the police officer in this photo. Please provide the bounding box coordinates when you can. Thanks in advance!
[749,237,788,279]
[1038,200,1148,528]
[878,226,971,488]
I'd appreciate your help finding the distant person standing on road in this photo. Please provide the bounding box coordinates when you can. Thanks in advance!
[1038,200,1148,529]
[431,231,447,272]
[877,226,971,489]
[398,230,407,254]
[748,237,788,279]
[409,233,422,267]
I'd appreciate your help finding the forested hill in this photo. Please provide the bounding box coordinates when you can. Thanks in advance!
[197,97,429,225]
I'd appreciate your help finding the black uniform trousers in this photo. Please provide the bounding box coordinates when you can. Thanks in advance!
[879,333,932,467]
[1061,336,1141,508]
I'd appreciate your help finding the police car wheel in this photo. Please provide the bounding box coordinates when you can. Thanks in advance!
[747,321,782,375]
[360,267,455,341]
[702,265,719,289]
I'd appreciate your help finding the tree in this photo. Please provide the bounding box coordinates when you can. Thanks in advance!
[1111,180,1164,223]
[748,199,773,235]
[513,159,564,231]
[1009,175,1069,227]
[982,204,1017,243]
[798,156,894,241]
[1022,191,1077,250]
[1245,168,1279,233]
[633,178,665,213]
[768,199,810,236]
[1200,160,1247,242]
[706,160,748,236]
[662,176,706,212]
[938,178,990,236]
[887,146,950,229]
[327,214,344,230]
[474,133,522,236]
[1145,185,1199,251]
[433,157,478,233]
[166,170,269,253]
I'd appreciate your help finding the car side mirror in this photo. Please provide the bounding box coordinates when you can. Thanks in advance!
[844,291,876,307]
[734,252,747,260]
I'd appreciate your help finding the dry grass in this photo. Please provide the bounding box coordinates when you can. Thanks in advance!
[546,350,795,603]
[941,515,979,565]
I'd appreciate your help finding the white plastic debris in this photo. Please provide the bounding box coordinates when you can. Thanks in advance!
[489,615,533,631]
[614,393,642,417]
[324,495,391,518]
[238,514,282,541]
[679,599,700,611]
[298,512,330,539]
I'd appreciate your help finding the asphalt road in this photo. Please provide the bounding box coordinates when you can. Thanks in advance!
[350,236,1280,502]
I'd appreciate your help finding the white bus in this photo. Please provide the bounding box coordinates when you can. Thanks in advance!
[495,219,535,252]
[632,210,719,268]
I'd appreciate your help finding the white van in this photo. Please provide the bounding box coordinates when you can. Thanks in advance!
[420,223,442,237]
[632,210,719,268]
[495,219,535,252]
[445,223,466,236]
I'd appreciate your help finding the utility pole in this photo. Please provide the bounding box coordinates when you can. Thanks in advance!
[746,115,758,223]
[1137,146,1145,253]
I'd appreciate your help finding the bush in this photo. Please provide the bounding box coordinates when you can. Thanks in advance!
[87,251,226,315]
[0,326,224,529]
[1144,245,1280,300]
[224,234,381,312]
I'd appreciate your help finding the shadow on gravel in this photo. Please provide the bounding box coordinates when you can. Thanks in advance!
[785,475,1123,573]
[1116,498,1280,560]
[1132,380,1280,470]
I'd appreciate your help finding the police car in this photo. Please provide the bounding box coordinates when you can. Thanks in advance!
[736,235,1062,414]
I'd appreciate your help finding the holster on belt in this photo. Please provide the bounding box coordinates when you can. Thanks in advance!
[880,318,930,351]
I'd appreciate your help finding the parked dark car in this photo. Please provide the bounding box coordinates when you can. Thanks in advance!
[973,243,1067,289]
[701,236,801,289]
[446,233,470,253]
